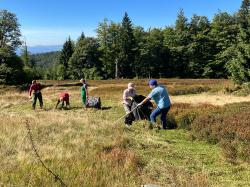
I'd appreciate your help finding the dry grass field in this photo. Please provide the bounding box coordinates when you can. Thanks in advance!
[0,79,249,187]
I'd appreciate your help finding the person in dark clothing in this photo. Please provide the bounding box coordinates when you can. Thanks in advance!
[124,95,153,125]
[131,95,153,121]
[55,92,70,109]
[29,80,43,110]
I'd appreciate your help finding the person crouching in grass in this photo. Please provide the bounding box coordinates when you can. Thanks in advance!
[138,79,171,130]
[55,92,70,109]
[29,80,43,110]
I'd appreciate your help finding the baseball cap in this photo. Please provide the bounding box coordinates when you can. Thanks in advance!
[148,79,158,86]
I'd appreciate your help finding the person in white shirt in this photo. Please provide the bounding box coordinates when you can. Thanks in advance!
[123,82,136,114]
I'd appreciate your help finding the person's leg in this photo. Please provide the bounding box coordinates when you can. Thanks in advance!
[150,107,161,123]
[38,92,43,108]
[32,93,37,109]
[123,104,131,114]
[61,100,64,108]
[160,107,170,129]
[66,100,70,108]
[82,90,87,107]
[123,104,133,125]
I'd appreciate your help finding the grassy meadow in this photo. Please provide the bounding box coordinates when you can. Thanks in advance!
[0,79,250,187]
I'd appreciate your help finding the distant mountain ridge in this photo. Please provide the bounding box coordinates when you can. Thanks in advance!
[16,45,63,55]
[28,45,63,54]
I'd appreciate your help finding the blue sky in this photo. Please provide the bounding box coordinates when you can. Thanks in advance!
[0,0,243,46]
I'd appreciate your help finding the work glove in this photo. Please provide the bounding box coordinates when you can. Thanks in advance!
[128,96,133,101]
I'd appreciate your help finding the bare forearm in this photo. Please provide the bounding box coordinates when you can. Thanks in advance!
[140,97,150,105]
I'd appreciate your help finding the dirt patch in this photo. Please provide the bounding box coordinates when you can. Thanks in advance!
[171,93,250,106]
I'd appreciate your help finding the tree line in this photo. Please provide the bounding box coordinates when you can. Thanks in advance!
[1,0,250,84]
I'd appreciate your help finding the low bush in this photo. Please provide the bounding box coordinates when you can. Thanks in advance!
[168,86,211,95]
[224,83,250,96]
[189,102,250,163]
[168,102,250,163]
[170,103,218,129]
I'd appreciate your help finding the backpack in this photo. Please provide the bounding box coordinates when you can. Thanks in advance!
[87,96,101,109]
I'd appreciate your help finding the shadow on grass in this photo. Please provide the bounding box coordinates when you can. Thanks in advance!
[69,106,84,110]
[101,106,112,110]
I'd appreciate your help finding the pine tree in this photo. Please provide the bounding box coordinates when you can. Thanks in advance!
[207,12,238,78]
[226,0,250,84]
[59,37,74,79]
[188,14,214,77]
[119,12,136,78]
[20,41,33,67]
[170,9,191,77]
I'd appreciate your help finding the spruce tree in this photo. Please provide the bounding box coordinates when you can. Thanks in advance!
[59,37,74,79]
[226,0,250,84]
[119,12,136,78]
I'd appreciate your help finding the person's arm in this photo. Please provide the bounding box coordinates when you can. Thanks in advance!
[55,99,60,109]
[123,90,128,100]
[138,90,155,106]
[138,96,150,106]
[29,85,33,98]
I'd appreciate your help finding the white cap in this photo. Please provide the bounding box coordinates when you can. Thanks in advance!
[128,82,135,90]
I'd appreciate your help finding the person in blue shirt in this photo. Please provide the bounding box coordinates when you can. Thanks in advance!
[138,79,171,129]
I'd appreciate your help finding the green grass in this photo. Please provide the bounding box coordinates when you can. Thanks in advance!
[0,79,249,186]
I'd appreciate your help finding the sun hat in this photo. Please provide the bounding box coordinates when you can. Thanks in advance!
[128,82,135,90]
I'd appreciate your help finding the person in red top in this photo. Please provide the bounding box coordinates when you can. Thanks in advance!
[29,80,43,109]
[55,92,70,109]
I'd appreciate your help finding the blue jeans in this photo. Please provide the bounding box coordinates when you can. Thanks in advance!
[150,106,170,129]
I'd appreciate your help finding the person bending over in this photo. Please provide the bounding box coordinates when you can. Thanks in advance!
[55,92,70,109]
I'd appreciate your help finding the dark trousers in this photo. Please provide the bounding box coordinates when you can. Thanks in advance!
[33,92,43,109]
[150,106,170,129]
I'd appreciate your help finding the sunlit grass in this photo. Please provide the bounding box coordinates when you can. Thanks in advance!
[0,79,249,186]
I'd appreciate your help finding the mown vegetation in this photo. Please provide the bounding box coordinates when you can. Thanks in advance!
[0,79,249,186]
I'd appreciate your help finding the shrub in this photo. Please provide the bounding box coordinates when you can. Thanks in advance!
[169,86,211,95]
[166,113,177,129]
[190,102,250,162]
[220,140,238,164]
